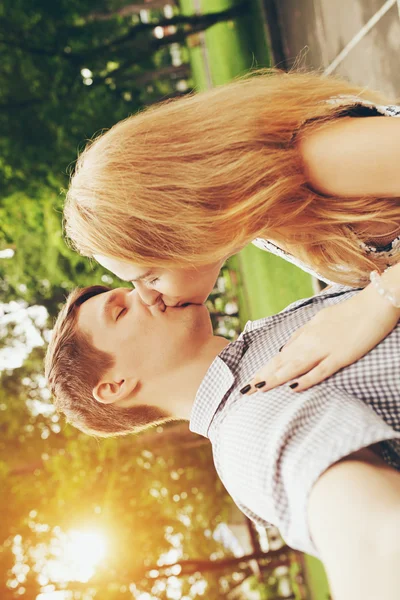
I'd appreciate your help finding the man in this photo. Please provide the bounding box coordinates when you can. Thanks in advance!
[45,284,400,600]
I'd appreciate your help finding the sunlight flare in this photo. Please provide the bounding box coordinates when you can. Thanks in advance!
[44,529,107,584]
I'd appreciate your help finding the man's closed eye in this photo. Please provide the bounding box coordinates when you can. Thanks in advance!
[116,307,127,321]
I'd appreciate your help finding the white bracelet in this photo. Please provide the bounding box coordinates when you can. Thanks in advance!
[370,269,400,308]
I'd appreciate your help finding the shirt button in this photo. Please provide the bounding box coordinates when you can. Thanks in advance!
[226,345,237,355]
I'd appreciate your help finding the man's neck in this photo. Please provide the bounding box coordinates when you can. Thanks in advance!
[143,335,229,421]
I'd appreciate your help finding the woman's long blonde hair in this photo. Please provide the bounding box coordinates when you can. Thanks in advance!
[65,70,400,285]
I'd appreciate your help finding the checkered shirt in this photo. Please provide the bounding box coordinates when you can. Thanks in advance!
[189,286,400,557]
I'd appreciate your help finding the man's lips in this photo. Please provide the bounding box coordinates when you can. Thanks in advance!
[163,301,204,308]
[140,296,205,314]
[147,301,191,313]
[169,302,204,309]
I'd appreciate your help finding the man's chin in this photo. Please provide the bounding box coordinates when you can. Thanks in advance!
[167,302,212,330]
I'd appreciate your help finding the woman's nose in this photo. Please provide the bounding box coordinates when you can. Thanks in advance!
[135,282,162,306]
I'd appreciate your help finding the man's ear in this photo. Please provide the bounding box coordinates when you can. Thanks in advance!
[93,376,139,406]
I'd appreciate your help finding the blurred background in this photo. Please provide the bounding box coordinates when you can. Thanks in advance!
[2,0,400,598]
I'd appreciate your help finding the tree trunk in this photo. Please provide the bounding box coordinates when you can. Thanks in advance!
[143,89,193,106]
[122,63,190,86]
[148,547,293,577]
[89,1,175,20]
[86,2,248,60]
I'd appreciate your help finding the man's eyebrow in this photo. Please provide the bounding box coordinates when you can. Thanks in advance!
[101,291,119,323]
[130,269,153,283]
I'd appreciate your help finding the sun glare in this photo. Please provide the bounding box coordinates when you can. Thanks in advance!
[44,529,107,584]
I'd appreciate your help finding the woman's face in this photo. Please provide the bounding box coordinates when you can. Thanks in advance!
[94,254,226,307]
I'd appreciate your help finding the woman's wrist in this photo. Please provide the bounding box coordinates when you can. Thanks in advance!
[380,261,400,293]
[370,270,400,308]
[370,263,400,306]
[364,264,400,318]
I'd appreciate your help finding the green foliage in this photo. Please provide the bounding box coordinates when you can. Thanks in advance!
[0,188,117,315]
[0,0,168,194]
[0,378,236,598]
[0,2,308,598]
[0,0,243,197]
[0,0,245,312]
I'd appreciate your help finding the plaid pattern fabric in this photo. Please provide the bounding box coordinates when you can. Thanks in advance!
[190,286,400,557]
[252,99,400,284]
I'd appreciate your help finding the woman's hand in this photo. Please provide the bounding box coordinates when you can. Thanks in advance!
[243,284,400,394]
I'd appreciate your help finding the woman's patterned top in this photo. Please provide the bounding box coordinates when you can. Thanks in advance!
[252,98,400,284]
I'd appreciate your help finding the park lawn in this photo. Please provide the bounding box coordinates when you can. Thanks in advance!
[179,0,314,322]
[233,244,314,324]
[178,1,330,598]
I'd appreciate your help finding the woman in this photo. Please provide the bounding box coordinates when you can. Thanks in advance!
[64,70,400,393]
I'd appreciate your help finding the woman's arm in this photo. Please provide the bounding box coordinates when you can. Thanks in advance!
[299,115,400,198]
[243,271,400,394]
[240,115,400,394]
[308,446,400,600]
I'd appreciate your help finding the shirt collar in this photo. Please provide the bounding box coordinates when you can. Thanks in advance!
[190,285,357,438]
[189,338,247,438]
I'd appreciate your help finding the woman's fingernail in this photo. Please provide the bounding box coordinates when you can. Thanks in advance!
[240,384,252,394]
[255,381,266,389]
[289,382,298,389]
[279,345,285,352]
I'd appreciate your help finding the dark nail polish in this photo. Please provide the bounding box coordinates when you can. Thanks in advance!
[240,384,251,394]
[289,382,298,389]
[279,345,285,352]
[255,381,266,389]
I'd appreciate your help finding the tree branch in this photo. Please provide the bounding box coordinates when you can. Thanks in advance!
[77,2,247,59]
[118,63,190,86]
[0,36,57,56]
[91,25,210,86]
[88,0,172,20]
[145,547,293,578]
[0,97,46,111]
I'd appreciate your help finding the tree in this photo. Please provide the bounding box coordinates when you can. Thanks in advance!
[0,0,247,197]
[0,322,303,599]
[0,389,237,598]
[0,189,117,313]
[89,1,180,20]
[0,0,248,309]
[0,3,307,596]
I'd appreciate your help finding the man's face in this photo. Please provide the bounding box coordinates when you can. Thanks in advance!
[77,288,213,384]
[94,254,224,308]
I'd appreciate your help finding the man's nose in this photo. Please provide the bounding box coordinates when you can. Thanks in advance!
[134,282,162,306]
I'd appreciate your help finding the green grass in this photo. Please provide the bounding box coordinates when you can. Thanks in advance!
[303,556,331,600]
[180,0,270,88]
[179,1,330,597]
[236,244,314,322]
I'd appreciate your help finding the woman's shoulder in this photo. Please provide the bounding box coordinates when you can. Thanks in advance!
[298,103,400,198]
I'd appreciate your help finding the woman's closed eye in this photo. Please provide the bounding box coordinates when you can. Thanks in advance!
[146,277,160,287]
[130,277,160,288]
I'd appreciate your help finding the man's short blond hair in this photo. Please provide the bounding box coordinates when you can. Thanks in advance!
[45,286,168,437]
